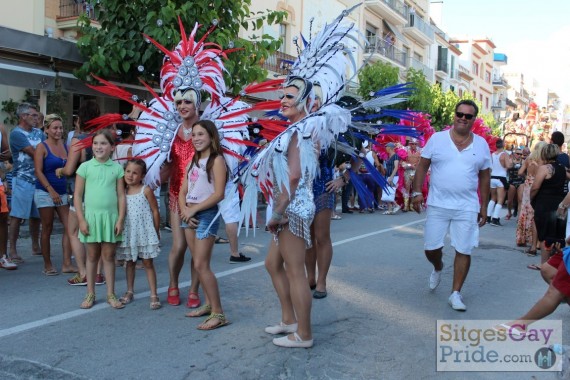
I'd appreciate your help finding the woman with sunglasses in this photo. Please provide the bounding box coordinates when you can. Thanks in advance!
[505,148,525,220]
[263,77,319,348]
[34,114,75,275]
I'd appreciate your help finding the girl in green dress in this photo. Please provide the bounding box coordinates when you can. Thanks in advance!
[74,130,126,309]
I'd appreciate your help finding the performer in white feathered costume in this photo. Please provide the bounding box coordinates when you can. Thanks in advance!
[241,4,364,349]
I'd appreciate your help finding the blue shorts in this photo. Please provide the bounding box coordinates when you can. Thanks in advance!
[181,205,220,239]
[34,189,69,208]
[9,177,39,219]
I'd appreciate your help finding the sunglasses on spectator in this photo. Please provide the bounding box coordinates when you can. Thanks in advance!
[455,112,475,120]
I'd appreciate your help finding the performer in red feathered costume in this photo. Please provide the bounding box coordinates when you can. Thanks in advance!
[374,112,434,210]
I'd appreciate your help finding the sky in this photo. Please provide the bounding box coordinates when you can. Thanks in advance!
[437,0,570,105]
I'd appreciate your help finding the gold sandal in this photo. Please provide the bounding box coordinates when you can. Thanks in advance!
[185,304,211,317]
[119,291,134,304]
[197,313,230,330]
[107,294,125,309]
[80,293,96,309]
[150,295,161,310]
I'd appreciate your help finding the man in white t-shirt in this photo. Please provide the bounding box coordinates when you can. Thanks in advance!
[411,100,491,311]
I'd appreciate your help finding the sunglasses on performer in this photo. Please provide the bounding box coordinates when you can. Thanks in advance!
[278,93,296,100]
[455,111,475,120]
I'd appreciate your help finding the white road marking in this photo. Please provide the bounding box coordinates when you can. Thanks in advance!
[0,219,425,339]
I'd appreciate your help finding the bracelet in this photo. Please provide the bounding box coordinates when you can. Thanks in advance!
[411,191,423,198]
[271,211,283,221]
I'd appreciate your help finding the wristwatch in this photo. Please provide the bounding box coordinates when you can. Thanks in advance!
[411,191,423,198]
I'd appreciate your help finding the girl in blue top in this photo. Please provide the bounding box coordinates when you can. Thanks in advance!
[179,120,228,330]
[74,130,126,309]
[33,114,75,275]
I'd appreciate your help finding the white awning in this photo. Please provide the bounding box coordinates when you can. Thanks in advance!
[384,20,408,45]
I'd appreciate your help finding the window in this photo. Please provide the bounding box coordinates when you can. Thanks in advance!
[479,94,483,102]
[279,24,288,53]
[413,52,423,62]
[366,24,377,47]
[473,91,476,98]
[458,89,462,97]
[485,71,491,83]
[485,97,489,109]
[450,55,455,78]
[472,62,479,76]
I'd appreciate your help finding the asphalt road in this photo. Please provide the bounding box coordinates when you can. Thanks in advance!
[0,209,567,380]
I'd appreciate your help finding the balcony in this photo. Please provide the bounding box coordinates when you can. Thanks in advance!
[364,0,408,26]
[57,0,99,33]
[435,60,448,77]
[345,80,360,97]
[492,75,508,88]
[491,100,504,110]
[261,51,296,76]
[365,36,407,67]
[408,57,433,81]
[493,53,508,65]
[403,15,435,46]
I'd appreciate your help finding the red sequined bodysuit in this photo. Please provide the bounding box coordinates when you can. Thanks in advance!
[169,134,195,212]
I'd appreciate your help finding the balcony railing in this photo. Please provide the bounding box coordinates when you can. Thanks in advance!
[405,15,435,42]
[492,75,508,87]
[345,80,360,97]
[59,0,98,20]
[409,57,433,80]
[365,36,407,67]
[261,51,296,75]
[436,60,449,74]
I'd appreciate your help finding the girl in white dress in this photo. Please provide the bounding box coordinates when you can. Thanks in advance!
[117,159,161,309]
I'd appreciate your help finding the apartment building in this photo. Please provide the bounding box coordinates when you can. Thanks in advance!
[491,53,508,121]
[449,38,496,114]
[0,1,156,125]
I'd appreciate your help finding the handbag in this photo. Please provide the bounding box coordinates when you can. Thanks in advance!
[381,176,398,202]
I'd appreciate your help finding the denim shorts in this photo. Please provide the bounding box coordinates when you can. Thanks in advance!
[181,205,220,240]
[9,177,39,219]
[34,189,69,208]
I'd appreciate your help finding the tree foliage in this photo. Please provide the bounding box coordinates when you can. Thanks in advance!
[429,85,459,131]
[405,68,432,115]
[75,0,287,95]
[357,61,399,100]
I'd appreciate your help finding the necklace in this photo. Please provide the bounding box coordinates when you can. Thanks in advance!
[450,128,471,147]
[182,126,192,139]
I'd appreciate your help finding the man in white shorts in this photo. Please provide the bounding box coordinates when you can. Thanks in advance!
[412,100,491,311]
[219,181,251,263]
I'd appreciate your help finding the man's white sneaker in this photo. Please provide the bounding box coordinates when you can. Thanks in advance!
[429,262,443,290]
[0,256,17,270]
[448,292,466,311]
[264,322,298,335]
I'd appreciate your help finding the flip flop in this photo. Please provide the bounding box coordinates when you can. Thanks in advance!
[214,237,229,244]
[527,264,541,271]
[526,250,538,257]
[42,268,59,276]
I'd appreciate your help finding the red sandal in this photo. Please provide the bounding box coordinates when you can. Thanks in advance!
[167,287,180,306]
[186,291,201,308]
